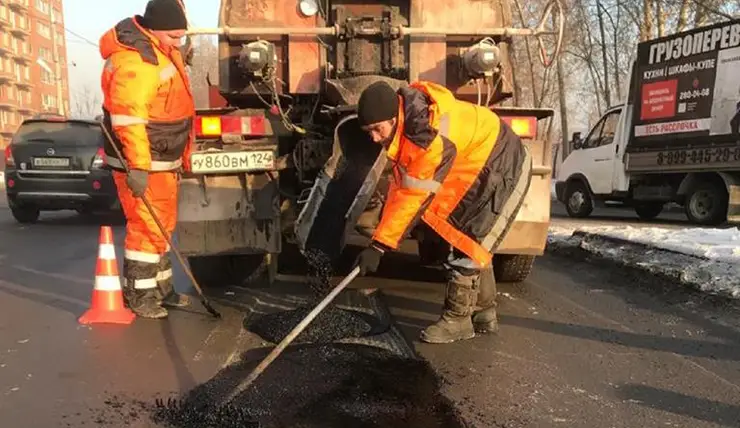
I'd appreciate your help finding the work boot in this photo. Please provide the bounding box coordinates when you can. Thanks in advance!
[124,281,168,319]
[472,267,499,334]
[420,277,477,344]
[156,255,191,308]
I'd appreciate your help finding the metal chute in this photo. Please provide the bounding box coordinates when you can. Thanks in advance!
[293,114,387,260]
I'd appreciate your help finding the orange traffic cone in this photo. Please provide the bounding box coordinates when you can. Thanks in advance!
[78,226,136,325]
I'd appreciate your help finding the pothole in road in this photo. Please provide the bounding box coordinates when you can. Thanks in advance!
[150,343,468,428]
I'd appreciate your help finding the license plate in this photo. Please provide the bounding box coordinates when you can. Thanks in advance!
[190,150,275,174]
[33,157,69,167]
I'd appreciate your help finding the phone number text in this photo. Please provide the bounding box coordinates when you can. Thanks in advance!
[656,147,740,166]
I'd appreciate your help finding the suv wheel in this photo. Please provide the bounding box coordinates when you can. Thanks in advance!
[10,202,40,224]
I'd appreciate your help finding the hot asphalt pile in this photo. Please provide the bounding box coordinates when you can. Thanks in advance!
[151,343,469,428]
[123,244,465,427]
[246,247,377,344]
[246,305,374,344]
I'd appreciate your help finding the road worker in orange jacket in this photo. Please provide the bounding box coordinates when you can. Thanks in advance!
[99,0,195,319]
[354,80,532,344]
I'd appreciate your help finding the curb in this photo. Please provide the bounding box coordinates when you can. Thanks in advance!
[545,230,740,300]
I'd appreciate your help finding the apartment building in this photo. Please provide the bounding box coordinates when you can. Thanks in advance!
[0,0,69,148]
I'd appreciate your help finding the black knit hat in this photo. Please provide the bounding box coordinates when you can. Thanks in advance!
[141,0,188,31]
[357,81,399,127]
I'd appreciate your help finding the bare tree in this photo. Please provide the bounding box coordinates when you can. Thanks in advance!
[70,85,102,120]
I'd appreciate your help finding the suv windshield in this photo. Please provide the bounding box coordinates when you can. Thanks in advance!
[11,121,104,147]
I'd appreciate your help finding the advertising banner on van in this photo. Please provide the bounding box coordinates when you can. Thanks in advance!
[633,19,740,142]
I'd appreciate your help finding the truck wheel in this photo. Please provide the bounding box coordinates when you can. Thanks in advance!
[188,254,269,289]
[685,181,728,226]
[634,203,664,220]
[493,255,536,283]
[564,181,593,218]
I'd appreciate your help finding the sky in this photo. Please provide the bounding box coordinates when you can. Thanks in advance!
[61,0,218,107]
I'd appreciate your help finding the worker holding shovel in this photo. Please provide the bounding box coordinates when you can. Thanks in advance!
[99,0,194,319]
[353,81,532,344]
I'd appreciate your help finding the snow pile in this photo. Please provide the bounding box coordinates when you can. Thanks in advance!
[547,225,740,299]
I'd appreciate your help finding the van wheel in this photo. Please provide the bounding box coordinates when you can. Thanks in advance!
[634,203,664,220]
[493,255,536,283]
[9,201,40,224]
[685,181,727,225]
[188,254,270,290]
[564,181,593,218]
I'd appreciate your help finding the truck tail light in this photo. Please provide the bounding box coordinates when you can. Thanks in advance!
[194,115,267,138]
[4,145,14,168]
[500,116,538,139]
[91,147,106,169]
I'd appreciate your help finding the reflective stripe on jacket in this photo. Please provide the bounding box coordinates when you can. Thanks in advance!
[371,81,528,268]
[99,17,195,172]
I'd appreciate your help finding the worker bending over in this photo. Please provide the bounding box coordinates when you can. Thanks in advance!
[99,0,195,319]
[354,81,532,344]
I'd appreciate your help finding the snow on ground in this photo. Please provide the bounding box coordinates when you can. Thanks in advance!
[548,224,740,299]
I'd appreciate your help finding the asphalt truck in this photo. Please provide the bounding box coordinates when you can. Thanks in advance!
[178,0,564,289]
[555,18,740,226]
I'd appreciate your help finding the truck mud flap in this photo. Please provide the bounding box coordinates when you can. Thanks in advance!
[294,114,387,259]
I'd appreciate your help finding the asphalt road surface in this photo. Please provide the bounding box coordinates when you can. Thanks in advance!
[1,190,739,427]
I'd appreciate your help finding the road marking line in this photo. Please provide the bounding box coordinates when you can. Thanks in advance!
[193,320,234,362]
[0,279,88,308]
[222,327,252,368]
[0,263,90,285]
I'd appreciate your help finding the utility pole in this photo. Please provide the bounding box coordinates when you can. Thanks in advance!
[49,3,64,116]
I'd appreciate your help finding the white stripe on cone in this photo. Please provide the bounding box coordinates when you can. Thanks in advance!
[98,243,116,260]
[94,274,123,291]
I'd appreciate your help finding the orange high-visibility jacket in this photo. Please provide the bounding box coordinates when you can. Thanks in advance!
[99,17,195,172]
[372,81,527,268]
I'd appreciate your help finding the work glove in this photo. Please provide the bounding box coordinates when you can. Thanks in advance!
[354,242,385,276]
[127,169,149,198]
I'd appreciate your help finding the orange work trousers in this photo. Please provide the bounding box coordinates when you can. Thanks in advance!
[113,170,178,291]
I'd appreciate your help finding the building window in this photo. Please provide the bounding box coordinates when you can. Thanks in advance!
[52,8,61,22]
[42,94,57,109]
[37,22,51,39]
[36,0,50,14]
[38,46,50,60]
[41,68,54,84]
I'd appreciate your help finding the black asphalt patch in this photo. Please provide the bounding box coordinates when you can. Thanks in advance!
[245,305,377,344]
[150,343,468,428]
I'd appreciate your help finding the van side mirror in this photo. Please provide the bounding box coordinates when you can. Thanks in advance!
[571,132,582,150]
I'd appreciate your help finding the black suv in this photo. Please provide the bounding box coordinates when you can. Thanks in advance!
[3,117,120,223]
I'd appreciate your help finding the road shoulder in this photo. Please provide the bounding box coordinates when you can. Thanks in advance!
[547,226,740,300]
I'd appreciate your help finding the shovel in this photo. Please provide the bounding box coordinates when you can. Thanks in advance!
[220,266,361,404]
[98,122,221,319]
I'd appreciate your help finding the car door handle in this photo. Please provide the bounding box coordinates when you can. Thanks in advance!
[595,158,611,162]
